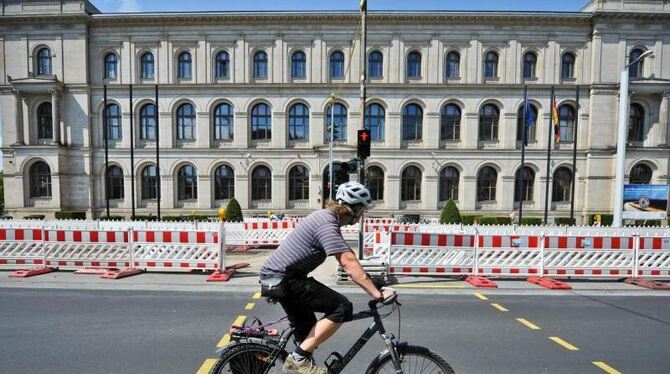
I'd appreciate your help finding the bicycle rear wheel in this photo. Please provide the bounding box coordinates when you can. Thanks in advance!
[366,344,455,374]
[209,342,288,374]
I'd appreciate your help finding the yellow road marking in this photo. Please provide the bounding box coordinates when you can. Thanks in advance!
[516,318,541,330]
[253,292,261,299]
[592,361,622,374]
[394,284,466,289]
[245,303,255,310]
[549,336,579,351]
[217,333,231,348]
[474,292,488,300]
[491,303,508,312]
[233,315,247,327]
[195,359,216,374]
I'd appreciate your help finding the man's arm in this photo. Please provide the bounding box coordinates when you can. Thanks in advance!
[336,250,386,300]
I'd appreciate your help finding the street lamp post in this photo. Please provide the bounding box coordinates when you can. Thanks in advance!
[613,50,653,227]
[328,93,335,201]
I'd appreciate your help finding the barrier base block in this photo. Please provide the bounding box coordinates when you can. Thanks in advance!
[207,263,251,282]
[466,276,498,288]
[101,269,143,280]
[9,267,55,278]
[74,268,111,275]
[527,276,572,290]
[624,277,670,290]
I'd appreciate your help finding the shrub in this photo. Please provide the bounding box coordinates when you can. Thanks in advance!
[520,217,543,226]
[439,199,461,224]
[225,198,244,222]
[99,215,125,221]
[23,214,45,220]
[479,216,512,225]
[55,211,87,220]
[461,215,482,225]
[555,217,576,226]
[161,215,183,222]
[132,215,157,221]
[496,217,513,225]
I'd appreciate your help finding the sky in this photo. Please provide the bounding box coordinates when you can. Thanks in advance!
[91,0,590,13]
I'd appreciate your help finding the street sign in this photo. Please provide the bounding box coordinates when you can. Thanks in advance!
[357,129,371,160]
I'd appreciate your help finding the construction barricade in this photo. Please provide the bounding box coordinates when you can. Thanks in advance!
[636,236,670,278]
[43,229,131,270]
[0,228,45,268]
[132,229,219,271]
[542,235,636,278]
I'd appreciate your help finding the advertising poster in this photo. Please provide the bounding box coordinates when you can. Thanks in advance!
[622,184,669,220]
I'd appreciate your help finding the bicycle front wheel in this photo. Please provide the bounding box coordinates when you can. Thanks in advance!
[366,344,455,374]
[209,341,288,374]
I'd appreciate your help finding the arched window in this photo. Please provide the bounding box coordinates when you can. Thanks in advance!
[514,167,535,202]
[558,104,576,142]
[36,48,52,76]
[325,103,347,142]
[517,104,538,142]
[523,52,537,79]
[177,164,198,200]
[253,51,268,79]
[105,104,122,141]
[365,103,385,141]
[630,163,652,184]
[330,51,345,78]
[214,164,235,200]
[141,164,158,200]
[291,51,306,79]
[251,166,272,201]
[484,51,498,78]
[479,104,499,141]
[439,166,459,201]
[37,102,53,140]
[407,51,421,78]
[139,103,156,140]
[251,103,272,140]
[29,161,51,198]
[440,104,461,141]
[288,165,309,201]
[402,103,423,141]
[401,166,422,201]
[213,103,234,141]
[628,103,644,142]
[552,167,573,202]
[561,52,576,79]
[141,52,154,79]
[368,51,383,78]
[106,165,124,200]
[629,48,645,79]
[446,51,460,79]
[477,166,497,202]
[104,53,118,79]
[288,103,309,141]
[215,51,230,79]
[366,166,384,201]
[178,51,192,79]
[176,103,195,140]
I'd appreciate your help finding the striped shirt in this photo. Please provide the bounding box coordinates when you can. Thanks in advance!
[260,209,350,279]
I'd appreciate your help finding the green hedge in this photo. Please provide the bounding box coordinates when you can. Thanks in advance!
[131,215,157,221]
[55,211,87,220]
[461,215,482,225]
[99,215,125,221]
[161,215,211,222]
[23,214,45,220]
[478,216,512,225]
[520,217,543,226]
[555,217,576,226]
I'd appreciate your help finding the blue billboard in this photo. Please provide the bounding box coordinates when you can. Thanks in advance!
[622,184,669,220]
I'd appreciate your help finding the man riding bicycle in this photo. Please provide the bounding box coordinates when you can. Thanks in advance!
[259,182,394,374]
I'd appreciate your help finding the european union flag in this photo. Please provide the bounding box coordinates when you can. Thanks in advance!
[523,95,536,147]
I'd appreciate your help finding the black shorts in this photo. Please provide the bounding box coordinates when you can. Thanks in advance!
[277,277,353,343]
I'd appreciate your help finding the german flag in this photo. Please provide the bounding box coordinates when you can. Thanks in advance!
[551,97,560,143]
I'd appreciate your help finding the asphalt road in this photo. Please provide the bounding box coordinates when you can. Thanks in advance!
[1,287,669,374]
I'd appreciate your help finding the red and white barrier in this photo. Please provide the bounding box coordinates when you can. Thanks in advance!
[43,229,131,270]
[0,228,45,268]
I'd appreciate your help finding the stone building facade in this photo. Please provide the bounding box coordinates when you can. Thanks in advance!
[1,0,669,220]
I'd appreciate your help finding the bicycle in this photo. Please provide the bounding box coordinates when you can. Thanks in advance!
[209,289,455,373]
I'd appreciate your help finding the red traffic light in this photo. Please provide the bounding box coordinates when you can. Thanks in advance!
[357,129,371,160]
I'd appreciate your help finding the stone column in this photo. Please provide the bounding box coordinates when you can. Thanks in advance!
[51,90,61,145]
[12,90,24,145]
[660,90,669,146]
[234,112,248,148]
[424,112,440,149]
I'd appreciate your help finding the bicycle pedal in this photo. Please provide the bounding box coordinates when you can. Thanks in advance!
[324,352,344,372]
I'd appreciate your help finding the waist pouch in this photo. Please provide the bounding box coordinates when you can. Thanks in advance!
[260,276,287,298]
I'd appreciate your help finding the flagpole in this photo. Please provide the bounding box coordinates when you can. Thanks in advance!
[103,85,110,218]
[543,86,555,224]
[155,84,161,220]
[518,86,528,224]
[129,84,136,220]
[570,86,579,224]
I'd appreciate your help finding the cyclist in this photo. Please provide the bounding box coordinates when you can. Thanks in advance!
[259,181,394,374]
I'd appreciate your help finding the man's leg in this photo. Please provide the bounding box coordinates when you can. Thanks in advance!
[298,318,342,352]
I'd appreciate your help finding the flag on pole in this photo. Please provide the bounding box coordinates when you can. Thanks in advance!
[551,96,560,143]
[524,96,536,147]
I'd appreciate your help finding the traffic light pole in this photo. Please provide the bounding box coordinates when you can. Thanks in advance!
[358,0,367,260]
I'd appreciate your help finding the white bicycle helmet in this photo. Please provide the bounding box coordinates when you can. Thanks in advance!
[336,181,373,208]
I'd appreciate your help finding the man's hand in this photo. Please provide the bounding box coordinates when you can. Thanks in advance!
[378,287,395,301]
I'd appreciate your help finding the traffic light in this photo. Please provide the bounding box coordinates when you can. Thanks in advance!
[341,158,360,173]
[357,129,371,160]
